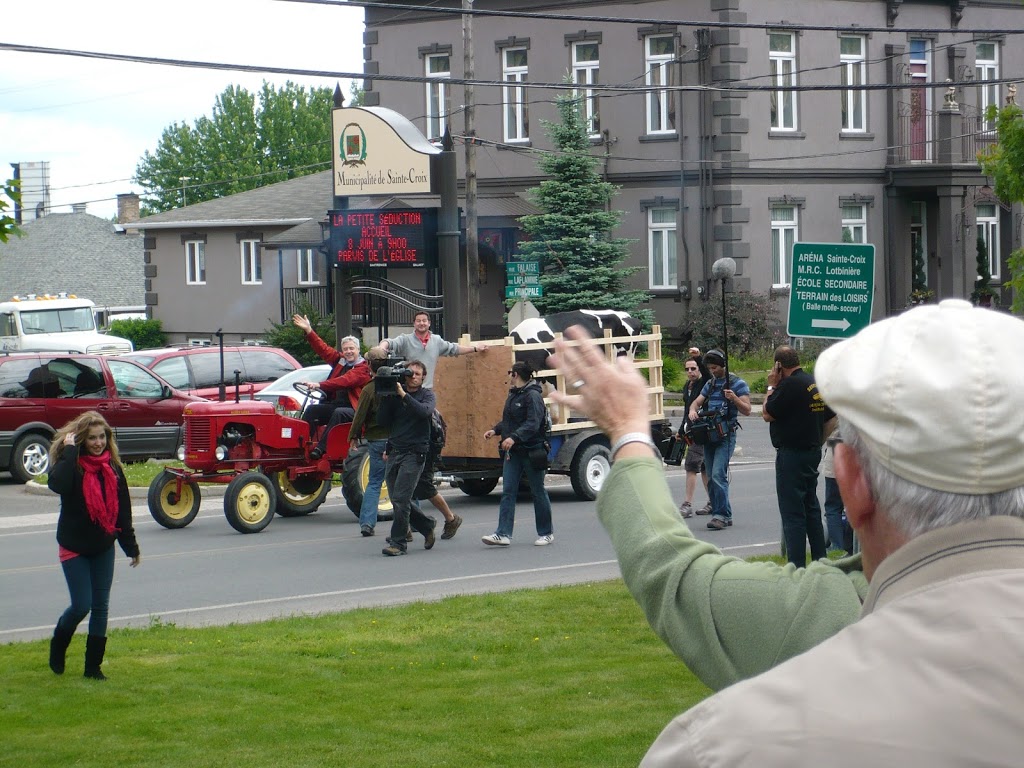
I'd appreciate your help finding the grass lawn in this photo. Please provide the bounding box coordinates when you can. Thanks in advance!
[2,581,711,768]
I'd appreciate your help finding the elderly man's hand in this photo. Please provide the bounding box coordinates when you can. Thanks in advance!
[549,325,651,444]
[292,314,312,334]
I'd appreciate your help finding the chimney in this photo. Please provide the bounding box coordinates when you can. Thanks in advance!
[71,202,87,214]
[117,193,141,225]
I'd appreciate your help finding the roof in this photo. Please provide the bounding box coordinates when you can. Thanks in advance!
[0,212,144,308]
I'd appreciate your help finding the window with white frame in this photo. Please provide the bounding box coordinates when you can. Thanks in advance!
[502,47,529,142]
[976,204,1000,280]
[771,206,798,286]
[572,41,600,137]
[240,239,262,285]
[840,35,866,132]
[297,248,319,286]
[770,33,797,131]
[841,204,867,243]
[975,42,999,133]
[645,35,676,134]
[648,208,677,289]
[425,53,451,140]
[185,240,206,285]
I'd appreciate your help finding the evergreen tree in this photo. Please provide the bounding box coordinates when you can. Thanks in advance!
[512,96,649,319]
[911,235,927,293]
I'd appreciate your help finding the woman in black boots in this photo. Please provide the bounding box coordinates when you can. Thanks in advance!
[47,411,140,680]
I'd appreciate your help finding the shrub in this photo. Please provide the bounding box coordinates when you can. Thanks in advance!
[262,300,337,366]
[682,291,784,358]
[109,317,166,350]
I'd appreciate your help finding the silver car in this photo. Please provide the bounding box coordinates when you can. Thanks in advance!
[254,364,331,417]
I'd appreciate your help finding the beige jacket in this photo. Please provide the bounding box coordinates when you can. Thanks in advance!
[642,516,1024,768]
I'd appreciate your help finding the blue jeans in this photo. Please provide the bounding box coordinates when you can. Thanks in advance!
[358,440,388,529]
[704,431,736,521]
[776,447,828,568]
[58,545,115,637]
[496,449,553,539]
[824,476,848,553]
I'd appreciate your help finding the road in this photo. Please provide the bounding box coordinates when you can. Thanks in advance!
[0,415,795,644]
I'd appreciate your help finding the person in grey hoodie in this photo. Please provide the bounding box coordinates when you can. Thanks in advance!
[481,361,554,547]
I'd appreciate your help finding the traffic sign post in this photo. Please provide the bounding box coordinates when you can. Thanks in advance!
[505,261,543,300]
[787,242,875,339]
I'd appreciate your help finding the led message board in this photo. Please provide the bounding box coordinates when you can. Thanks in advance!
[328,208,438,269]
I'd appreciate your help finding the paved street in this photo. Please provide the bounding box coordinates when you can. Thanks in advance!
[0,415,798,644]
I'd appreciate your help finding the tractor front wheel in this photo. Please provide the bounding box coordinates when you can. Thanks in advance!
[148,470,201,529]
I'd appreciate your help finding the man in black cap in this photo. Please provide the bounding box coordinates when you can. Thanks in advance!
[687,349,751,530]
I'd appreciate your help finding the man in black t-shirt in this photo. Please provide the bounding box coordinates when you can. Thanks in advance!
[762,345,830,568]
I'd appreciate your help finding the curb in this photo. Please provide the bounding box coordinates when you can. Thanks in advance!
[25,480,228,499]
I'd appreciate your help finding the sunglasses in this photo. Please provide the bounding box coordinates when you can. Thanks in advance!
[684,366,699,372]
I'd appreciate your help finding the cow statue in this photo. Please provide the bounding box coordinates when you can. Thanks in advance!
[510,309,642,377]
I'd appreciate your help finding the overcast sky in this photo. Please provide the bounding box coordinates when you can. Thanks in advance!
[1,0,365,220]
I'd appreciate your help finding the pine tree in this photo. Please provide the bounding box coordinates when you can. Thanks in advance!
[512,95,650,320]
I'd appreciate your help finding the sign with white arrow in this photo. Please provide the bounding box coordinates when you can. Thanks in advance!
[787,242,875,339]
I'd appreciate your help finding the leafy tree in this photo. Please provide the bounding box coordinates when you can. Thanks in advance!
[683,291,784,358]
[977,101,1024,312]
[510,95,650,321]
[262,299,337,367]
[1,178,22,244]
[135,81,334,215]
[109,318,166,351]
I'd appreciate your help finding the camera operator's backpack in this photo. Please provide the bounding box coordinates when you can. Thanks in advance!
[429,409,447,455]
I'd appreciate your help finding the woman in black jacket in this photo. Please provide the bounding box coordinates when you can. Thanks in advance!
[47,411,140,680]
[481,361,554,547]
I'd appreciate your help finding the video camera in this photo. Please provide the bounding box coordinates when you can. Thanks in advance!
[375,358,415,395]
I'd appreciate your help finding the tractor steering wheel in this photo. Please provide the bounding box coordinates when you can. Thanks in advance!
[293,382,327,401]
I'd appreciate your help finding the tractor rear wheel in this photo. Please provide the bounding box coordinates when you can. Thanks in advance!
[341,446,394,521]
[266,470,331,517]
[224,471,276,533]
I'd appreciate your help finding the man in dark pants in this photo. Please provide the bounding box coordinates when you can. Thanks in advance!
[762,345,829,568]
[377,360,438,557]
[675,347,711,518]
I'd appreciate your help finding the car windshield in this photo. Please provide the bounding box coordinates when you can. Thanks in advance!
[258,365,330,398]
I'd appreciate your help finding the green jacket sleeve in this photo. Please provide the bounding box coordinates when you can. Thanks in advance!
[596,456,867,692]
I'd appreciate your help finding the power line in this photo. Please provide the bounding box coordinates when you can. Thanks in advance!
[284,0,1024,37]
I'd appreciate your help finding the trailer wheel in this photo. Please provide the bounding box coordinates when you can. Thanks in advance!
[458,478,499,497]
[570,442,611,501]
[341,446,394,521]
[224,471,276,533]
[148,470,201,529]
[266,471,331,517]
[11,433,50,484]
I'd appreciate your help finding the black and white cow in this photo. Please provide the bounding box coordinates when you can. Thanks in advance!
[511,309,642,376]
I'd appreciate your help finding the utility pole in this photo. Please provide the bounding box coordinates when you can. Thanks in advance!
[463,0,480,337]
[179,176,192,208]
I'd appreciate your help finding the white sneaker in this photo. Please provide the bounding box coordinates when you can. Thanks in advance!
[534,534,554,546]
[482,533,511,546]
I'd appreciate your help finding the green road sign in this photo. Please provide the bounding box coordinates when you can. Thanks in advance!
[506,261,540,276]
[505,285,543,299]
[787,242,875,339]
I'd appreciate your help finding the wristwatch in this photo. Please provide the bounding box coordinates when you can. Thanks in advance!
[766,386,775,393]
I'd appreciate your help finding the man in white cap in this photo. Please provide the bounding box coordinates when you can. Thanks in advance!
[551,300,1024,765]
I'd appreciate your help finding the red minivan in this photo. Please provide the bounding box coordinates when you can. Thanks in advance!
[0,353,201,483]
[120,346,301,401]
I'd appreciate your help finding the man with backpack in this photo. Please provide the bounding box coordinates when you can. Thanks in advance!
[687,349,751,530]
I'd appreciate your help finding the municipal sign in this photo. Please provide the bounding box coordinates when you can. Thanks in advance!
[787,242,875,339]
[505,285,543,299]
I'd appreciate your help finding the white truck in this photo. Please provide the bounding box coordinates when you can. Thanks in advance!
[0,293,133,355]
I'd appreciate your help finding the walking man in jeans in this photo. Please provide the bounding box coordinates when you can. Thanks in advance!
[687,349,751,530]
[377,360,438,556]
[762,345,830,567]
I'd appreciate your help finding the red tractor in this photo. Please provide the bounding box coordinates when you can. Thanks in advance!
[147,385,359,533]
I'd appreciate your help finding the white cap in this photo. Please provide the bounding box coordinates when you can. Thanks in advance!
[815,299,1024,494]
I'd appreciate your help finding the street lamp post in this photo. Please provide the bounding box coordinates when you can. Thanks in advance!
[711,258,736,382]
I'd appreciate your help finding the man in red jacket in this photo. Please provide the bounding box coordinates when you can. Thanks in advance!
[293,314,371,459]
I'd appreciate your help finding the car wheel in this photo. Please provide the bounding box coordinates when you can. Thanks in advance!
[458,478,499,497]
[341,446,393,521]
[11,433,51,484]
[569,442,611,501]
[224,471,276,533]
[266,470,331,517]
[147,470,201,529]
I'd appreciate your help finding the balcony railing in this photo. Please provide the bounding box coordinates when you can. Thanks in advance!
[892,101,997,165]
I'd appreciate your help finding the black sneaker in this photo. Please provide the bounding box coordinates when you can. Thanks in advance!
[309,447,324,460]
[441,514,463,540]
[360,525,374,537]
[424,517,437,550]
[382,544,406,556]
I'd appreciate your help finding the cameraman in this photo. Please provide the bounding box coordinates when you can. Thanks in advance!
[376,360,438,556]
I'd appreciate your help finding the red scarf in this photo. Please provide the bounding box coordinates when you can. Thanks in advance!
[78,451,120,535]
